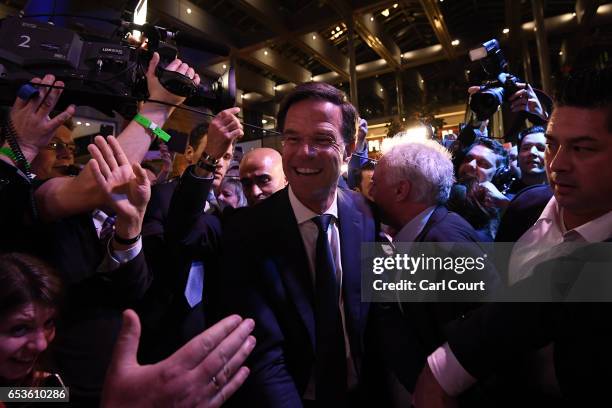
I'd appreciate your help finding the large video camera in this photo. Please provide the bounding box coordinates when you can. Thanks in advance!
[468,39,521,121]
[0,16,235,117]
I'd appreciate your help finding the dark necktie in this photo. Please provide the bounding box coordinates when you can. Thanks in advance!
[311,215,347,406]
[99,214,116,243]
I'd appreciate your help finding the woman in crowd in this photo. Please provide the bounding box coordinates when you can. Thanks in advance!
[0,253,64,390]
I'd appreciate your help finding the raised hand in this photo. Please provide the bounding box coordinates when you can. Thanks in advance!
[88,135,151,239]
[102,310,255,408]
[205,107,243,159]
[145,52,201,108]
[9,75,75,161]
[508,82,547,122]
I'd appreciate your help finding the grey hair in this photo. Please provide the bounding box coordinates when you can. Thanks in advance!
[383,139,455,205]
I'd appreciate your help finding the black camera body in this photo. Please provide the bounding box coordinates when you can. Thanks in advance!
[468,39,521,120]
[0,16,235,117]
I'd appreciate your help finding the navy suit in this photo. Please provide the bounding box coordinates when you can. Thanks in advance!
[368,206,501,394]
[216,187,376,407]
[495,184,553,242]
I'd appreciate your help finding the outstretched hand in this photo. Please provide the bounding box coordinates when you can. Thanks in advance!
[102,310,255,408]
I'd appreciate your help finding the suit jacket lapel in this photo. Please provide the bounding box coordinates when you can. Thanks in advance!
[415,206,446,242]
[337,189,365,357]
[274,189,316,348]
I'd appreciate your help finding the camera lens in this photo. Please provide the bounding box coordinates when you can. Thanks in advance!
[470,87,504,120]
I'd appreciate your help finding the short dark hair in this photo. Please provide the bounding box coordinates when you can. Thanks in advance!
[0,253,62,319]
[354,161,376,188]
[189,121,210,150]
[556,66,612,132]
[277,82,358,145]
[517,126,546,150]
[468,137,509,169]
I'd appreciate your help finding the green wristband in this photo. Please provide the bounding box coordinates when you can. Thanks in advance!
[133,113,171,142]
[0,146,17,162]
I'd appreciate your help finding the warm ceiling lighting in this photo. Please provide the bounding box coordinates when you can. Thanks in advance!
[264,50,268,55]
[186,8,192,14]
[336,26,341,31]
[370,16,374,21]
[451,39,460,46]
[222,64,227,69]
[559,51,563,56]
[393,3,398,8]
[572,12,577,17]
[312,35,317,40]
[262,119,268,124]
[502,28,510,34]
[381,8,390,17]
[380,88,383,92]
[331,29,335,34]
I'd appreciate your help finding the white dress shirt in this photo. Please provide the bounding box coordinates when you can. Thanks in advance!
[92,209,142,272]
[393,206,436,243]
[287,186,357,398]
[428,196,612,396]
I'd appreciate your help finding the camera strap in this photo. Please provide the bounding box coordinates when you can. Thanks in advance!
[133,114,171,142]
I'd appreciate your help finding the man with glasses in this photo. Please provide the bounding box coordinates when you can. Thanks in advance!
[31,119,78,179]
[239,147,286,206]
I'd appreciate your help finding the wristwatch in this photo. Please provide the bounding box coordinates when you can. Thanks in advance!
[197,151,219,172]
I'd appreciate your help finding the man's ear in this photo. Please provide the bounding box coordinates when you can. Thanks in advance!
[396,180,411,202]
[184,145,195,164]
[343,140,356,164]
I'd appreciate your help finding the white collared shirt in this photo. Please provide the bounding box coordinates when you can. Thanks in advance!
[393,206,436,243]
[287,186,357,398]
[92,209,142,272]
[429,196,612,396]
[508,197,612,285]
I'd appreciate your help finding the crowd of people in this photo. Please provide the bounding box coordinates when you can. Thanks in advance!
[0,44,611,408]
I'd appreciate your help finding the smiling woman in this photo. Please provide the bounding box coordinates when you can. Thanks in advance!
[0,253,63,388]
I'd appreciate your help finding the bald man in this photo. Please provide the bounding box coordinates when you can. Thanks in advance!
[239,147,287,206]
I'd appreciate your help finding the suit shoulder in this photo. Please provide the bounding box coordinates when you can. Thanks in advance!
[425,209,481,242]
[509,184,553,211]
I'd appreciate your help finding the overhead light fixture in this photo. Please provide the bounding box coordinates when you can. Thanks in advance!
[312,35,317,40]
[393,3,398,8]
[331,29,335,34]
[451,39,460,46]
[273,85,278,91]
[402,117,406,122]
[420,79,424,84]
[572,12,576,17]
[85,122,91,127]
[336,26,341,31]
[370,16,374,21]
[264,50,268,55]
[262,119,268,124]
[380,88,384,92]
[502,28,510,34]
[76,121,82,125]
[559,51,563,56]
[381,8,390,17]
[186,8,192,14]
[222,64,227,69]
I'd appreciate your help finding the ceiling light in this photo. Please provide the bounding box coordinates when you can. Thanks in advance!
[222,64,227,69]
[572,12,576,17]
[380,88,384,92]
[381,8,390,17]
[85,122,91,127]
[76,121,82,125]
[370,16,374,21]
[451,39,460,46]
[502,28,510,34]
[559,51,563,56]
[312,35,317,40]
[186,8,192,14]
[402,117,406,122]
[262,119,268,124]
[336,26,341,31]
[331,29,335,34]
[393,3,398,8]
[264,50,268,55]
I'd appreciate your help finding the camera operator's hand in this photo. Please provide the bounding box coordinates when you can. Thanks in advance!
[8,75,75,162]
[479,181,510,210]
[102,310,255,408]
[144,52,201,111]
[88,135,151,243]
[194,107,243,177]
[508,83,548,122]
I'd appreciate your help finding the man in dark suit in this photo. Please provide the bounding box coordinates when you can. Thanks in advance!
[139,109,241,362]
[214,82,376,407]
[412,66,612,407]
[367,139,499,401]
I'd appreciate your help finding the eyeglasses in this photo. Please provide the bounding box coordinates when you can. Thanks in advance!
[46,141,76,154]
